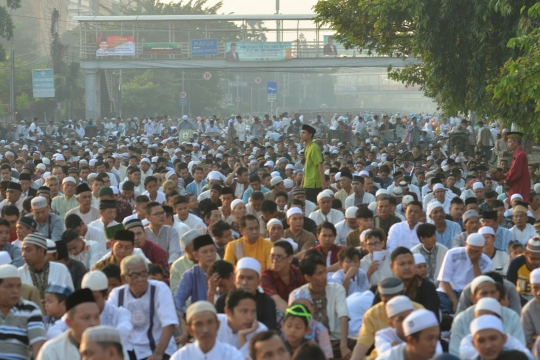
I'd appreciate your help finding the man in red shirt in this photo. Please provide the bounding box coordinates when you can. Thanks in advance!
[311,222,343,272]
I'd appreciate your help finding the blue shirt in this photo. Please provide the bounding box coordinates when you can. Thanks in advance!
[173,264,208,315]
[242,186,270,203]
[436,220,462,248]
[186,179,208,197]
[494,226,513,252]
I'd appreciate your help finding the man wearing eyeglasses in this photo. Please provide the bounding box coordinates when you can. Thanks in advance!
[144,201,182,264]
[108,254,178,360]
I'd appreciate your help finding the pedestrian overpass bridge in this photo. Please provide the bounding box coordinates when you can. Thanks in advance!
[74,14,422,119]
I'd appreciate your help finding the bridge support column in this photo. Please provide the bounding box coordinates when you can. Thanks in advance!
[85,69,101,120]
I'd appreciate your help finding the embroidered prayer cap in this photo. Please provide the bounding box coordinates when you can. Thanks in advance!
[23,233,48,250]
[236,257,261,276]
[526,237,540,253]
[192,234,214,251]
[403,309,439,336]
[99,200,117,210]
[413,254,426,265]
[462,210,479,223]
[432,183,445,191]
[510,194,523,202]
[345,206,359,219]
[46,239,57,254]
[392,187,403,197]
[530,268,540,284]
[286,207,303,219]
[65,288,96,312]
[76,183,91,194]
[270,176,283,187]
[180,229,201,248]
[478,226,495,236]
[266,218,283,229]
[113,230,134,243]
[475,297,502,317]
[466,233,485,247]
[7,182,21,192]
[30,196,48,211]
[124,219,144,231]
[98,186,114,197]
[506,132,523,140]
[402,195,414,207]
[470,275,495,293]
[375,189,388,197]
[470,314,504,336]
[302,124,316,135]
[0,251,12,265]
[0,264,19,279]
[82,325,122,345]
[186,301,217,323]
[46,282,73,297]
[513,205,528,214]
[230,199,244,210]
[378,276,404,296]
[427,201,443,215]
[385,295,414,318]
[62,176,76,185]
[82,270,108,291]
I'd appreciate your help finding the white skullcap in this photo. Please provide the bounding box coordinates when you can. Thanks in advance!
[0,251,12,265]
[237,257,261,276]
[270,171,281,177]
[89,159,97,166]
[368,202,377,211]
[426,156,434,161]
[287,207,303,219]
[359,170,370,177]
[0,264,20,279]
[414,254,426,265]
[470,315,504,336]
[386,295,414,318]
[442,165,450,172]
[230,199,244,210]
[402,195,414,207]
[475,297,502,317]
[534,184,540,194]
[285,164,295,170]
[510,194,523,201]
[281,238,299,252]
[55,155,65,161]
[427,201,443,215]
[62,176,76,184]
[36,163,46,171]
[266,218,283,229]
[433,183,445,191]
[471,275,495,293]
[403,309,439,336]
[151,156,159,163]
[478,226,495,236]
[335,173,341,181]
[82,271,108,291]
[531,268,540,284]
[82,325,122,345]
[472,182,484,190]
[186,300,217,323]
[317,191,332,202]
[31,196,48,210]
[208,172,221,181]
[140,158,150,164]
[376,189,388,197]
[270,176,283,187]
[345,206,358,219]
[360,229,370,243]
[467,233,485,247]
[165,171,176,180]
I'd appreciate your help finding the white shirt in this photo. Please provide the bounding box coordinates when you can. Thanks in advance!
[108,280,179,359]
[84,225,108,254]
[175,213,207,233]
[360,253,393,286]
[70,240,103,270]
[386,221,423,253]
[170,340,244,360]
[344,192,376,209]
[309,208,344,226]
[334,220,354,246]
[510,223,537,245]
[88,219,119,233]
[216,313,267,357]
[346,290,375,338]
[65,206,100,225]
[18,261,74,291]
[437,247,492,292]
[489,249,510,276]
[142,190,166,204]
[375,330,443,359]
[37,330,79,360]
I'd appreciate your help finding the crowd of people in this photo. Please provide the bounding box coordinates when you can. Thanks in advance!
[0,111,539,360]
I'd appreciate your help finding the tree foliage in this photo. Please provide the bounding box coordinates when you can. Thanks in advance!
[314,0,536,119]
[0,0,20,61]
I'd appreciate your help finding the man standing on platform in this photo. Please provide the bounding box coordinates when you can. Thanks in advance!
[490,132,530,203]
[300,124,327,203]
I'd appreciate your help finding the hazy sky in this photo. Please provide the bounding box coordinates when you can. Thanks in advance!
[217,0,318,15]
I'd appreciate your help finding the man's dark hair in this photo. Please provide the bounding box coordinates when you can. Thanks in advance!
[0,218,9,229]
[365,228,385,242]
[417,223,436,239]
[240,214,259,229]
[316,222,336,236]
[173,195,189,206]
[273,240,293,257]
[260,200,278,213]
[338,247,362,263]
[274,191,288,201]
[299,255,326,277]
[1,204,19,217]
[225,289,256,311]
[356,207,373,219]
[249,331,284,360]
[390,246,413,262]
[65,214,83,230]
[492,200,505,209]
[209,260,234,279]
[406,200,422,210]
[144,176,158,187]
[211,220,231,238]
[450,197,464,206]
[291,342,326,360]
[101,263,122,282]
[250,191,264,201]
[148,264,164,276]
[145,201,162,215]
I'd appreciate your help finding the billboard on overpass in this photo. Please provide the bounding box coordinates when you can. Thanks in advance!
[225,42,292,62]
[96,36,135,56]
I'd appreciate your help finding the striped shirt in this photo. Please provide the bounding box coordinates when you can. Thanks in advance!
[0,298,46,360]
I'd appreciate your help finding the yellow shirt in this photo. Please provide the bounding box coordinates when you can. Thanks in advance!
[224,236,272,272]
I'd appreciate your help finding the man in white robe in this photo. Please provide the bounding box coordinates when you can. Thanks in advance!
[170,301,244,360]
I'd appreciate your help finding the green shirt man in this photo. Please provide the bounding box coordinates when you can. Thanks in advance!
[301,124,327,203]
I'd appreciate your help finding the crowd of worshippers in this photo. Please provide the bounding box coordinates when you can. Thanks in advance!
[2,123,540,360]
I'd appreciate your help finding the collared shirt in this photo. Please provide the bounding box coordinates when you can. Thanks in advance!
[173,264,209,315]
[0,242,24,267]
[27,213,65,242]
[330,268,369,296]
[186,180,207,198]
[494,225,513,251]
[334,220,354,246]
[386,221,422,253]
[170,340,244,360]
[51,195,78,218]
[437,247,492,292]
[144,225,182,264]
[216,313,267,357]
[283,228,316,253]
[170,254,195,295]
[436,220,462,248]
[70,240,103,270]
[36,330,79,360]
[345,192,376,208]
[261,265,306,301]
[65,206,100,225]
[311,244,343,266]
[175,213,207,233]
[411,243,448,283]
[141,239,170,280]
[334,188,354,207]
[18,261,74,299]
[0,298,45,360]
[0,197,24,211]
[511,224,537,245]
[309,208,344,226]
[224,236,272,272]
[360,253,393,286]
[84,224,108,254]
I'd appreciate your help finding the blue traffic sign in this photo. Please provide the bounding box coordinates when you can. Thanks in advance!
[179,99,188,106]
[191,39,218,56]
[267,82,277,94]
